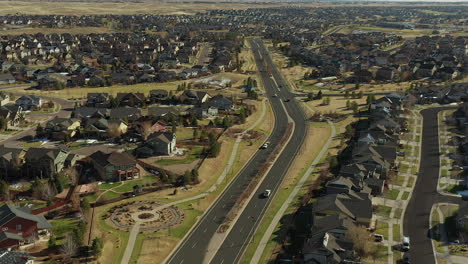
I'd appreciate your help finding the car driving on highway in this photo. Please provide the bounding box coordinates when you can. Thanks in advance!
[262,189,271,198]
[260,142,269,149]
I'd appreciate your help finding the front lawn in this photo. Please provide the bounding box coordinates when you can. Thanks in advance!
[375,221,389,239]
[393,223,401,242]
[154,145,204,166]
[401,191,410,200]
[375,205,392,217]
[384,189,399,200]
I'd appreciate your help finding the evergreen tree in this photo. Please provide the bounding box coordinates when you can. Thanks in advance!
[91,237,104,257]
[315,90,323,100]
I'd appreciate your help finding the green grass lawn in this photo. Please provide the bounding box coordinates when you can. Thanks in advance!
[51,218,79,245]
[154,145,204,166]
[394,208,403,220]
[375,221,389,238]
[401,191,410,200]
[375,205,392,217]
[399,163,409,173]
[68,141,89,150]
[431,208,440,228]
[393,176,406,186]
[441,169,448,177]
[176,127,195,141]
[447,184,465,194]
[113,176,158,193]
[393,223,401,243]
[83,193,99,203]
[99,182,120,191]
[406,177,415,188]
[385,189,400,200]
[102,191,121,200]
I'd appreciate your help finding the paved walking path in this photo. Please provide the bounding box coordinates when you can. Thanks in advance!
[119,99,268,264]
[121,223,141,264]
[250,103,336,263]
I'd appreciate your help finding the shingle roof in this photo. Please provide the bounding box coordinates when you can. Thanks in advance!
[90,151,136,167]
[0,249,32,264]
[0,204,51,229]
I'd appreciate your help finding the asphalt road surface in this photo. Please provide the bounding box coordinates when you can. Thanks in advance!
[167,38,307,264]
[403,106,458,264]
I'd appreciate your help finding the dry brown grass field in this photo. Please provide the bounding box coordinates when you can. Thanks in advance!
[1,1,466,16]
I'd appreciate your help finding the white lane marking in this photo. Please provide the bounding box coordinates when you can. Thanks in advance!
[220,259,225,264]
[192,242,197,248]
[180,260,184,264]
[203,228,207,233]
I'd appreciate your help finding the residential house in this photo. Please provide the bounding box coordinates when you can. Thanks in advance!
[15,95,41,111]
[0,93,9,106]
[87,93,110,108]
[44,117,81,140]
[0,105,23,127]
[135,132,176,158]
[149,89,170,104]
[83,118,128,139]
[148,106,180,120]
[179,90,210,105]
[312,191,373,227]
[0,204,51,249]
[116,93,146,107]
[205,94,233,111]
[0,145,25,179]
[0,249,34,263]
[109,107,141,122]
[0,73,15,85]
[23,147,69,178]
[89,151,140,182]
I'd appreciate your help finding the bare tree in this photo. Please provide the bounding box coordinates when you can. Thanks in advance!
[61,234,78,259]
[107,123,123,140]
[63,167,79,186]
[139,121,153,141]
[347,225,376,259]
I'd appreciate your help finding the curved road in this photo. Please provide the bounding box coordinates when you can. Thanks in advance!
[403,106,459,264]
[167,39,307,264]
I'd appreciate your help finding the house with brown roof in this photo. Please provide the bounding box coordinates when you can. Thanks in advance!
[89,151,140,182]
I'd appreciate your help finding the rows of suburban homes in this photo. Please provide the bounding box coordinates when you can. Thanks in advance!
[0,32,238,88]
[287,34,467,83]
[0,90,234,182]
[300,93,409,263]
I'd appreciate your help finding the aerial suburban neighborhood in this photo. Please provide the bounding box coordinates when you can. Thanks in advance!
[0,1,466,264]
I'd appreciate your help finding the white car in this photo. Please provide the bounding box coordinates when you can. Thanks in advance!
[260,143,269,149]
[263,189,271,198]
[402,236,410,251]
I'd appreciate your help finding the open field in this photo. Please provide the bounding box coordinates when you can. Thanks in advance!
[3,1,465,16]
[6,72,251,100]
[0,26,112,35]
[336,25,436,38]
[0,1,285,15]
